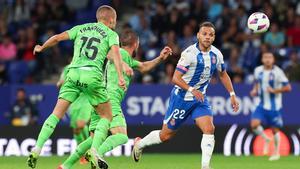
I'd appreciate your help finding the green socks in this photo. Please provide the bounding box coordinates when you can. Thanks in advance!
[36,114,59,149]
[91,118,110,151]
[74,126,89,144]
[98,133,128,156]
[62,136,93,168]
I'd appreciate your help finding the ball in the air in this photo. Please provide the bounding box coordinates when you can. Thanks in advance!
[247,12,270,33]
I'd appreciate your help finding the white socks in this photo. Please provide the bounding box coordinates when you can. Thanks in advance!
[253,125,269,140]
[274,132,280,154]
[201,134,215,168]
[137,130,162,149]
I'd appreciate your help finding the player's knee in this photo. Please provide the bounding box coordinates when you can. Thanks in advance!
[73,128,81,134]
[251,121,260,130]
[159,133,173,142]
[202,125,215,134]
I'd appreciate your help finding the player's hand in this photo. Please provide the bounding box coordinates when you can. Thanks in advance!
[159,46,173,60]
[250,89,257,97]
[230,95,239,112]
[267,86,276,94]
[118,78,127,91]
[33,45,43,55]
[191,89,204,102]
[122,62,134,76]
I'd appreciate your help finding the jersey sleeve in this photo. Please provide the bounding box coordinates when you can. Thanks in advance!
[278,69,289,86]
[216,50,225,72]
[253,67,260,82]
[176,51,192,74]
[131,59,140,69]
[66,25,81,40]
[108,31,120,48]
[59,66,69,81]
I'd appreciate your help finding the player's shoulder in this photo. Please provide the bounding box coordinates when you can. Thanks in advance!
[254,65,264,72]
[210,45,223,57]
[182,43,199,56]
[273,65,283,72]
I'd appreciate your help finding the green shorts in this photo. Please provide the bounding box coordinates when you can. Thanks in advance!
[59,68,108,106]
[69,94,93,128]
[89,98,126,131]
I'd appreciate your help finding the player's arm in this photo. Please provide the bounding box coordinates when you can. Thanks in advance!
[267,84,292,94]
[136,46,172,74]
[33,32,70,54]
[267,69,292,94]
[108,45,126,90]
[218,70,239,112]
[56,79,64,89]
[172,70,204,102]
[250,82,259,97]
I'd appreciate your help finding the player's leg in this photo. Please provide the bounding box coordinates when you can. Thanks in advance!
[268,110,283,161]
[132,124,177,162]
[132,92,192,162]
[60,111,99,169]
[97,113,128,157]
[89,101,113,169]
[28,99,71,168]
[192,100,215,169]
[251,106,271,155]
[60,136,93,169]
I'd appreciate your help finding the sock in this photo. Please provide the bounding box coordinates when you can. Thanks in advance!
[137,130,162,149]
[201,134,215,168]
[35,114,59,150]
[74,133,85,145]
[98,133,128,156]
[63,136,93,168]
[274,132,280,155]
[91,118,110,150]
[74,126,89,145]
[81,126,89,139]
[253,126,269,141]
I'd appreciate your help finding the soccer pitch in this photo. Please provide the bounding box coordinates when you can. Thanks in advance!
[0,154,299,169]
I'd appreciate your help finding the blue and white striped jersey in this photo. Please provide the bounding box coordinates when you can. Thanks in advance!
[254,65,289,111]
[175,43,225,101]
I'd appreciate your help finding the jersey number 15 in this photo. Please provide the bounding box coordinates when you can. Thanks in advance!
[79,36,101,60]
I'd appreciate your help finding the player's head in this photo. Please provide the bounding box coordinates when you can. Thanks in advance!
[262,52,275,67]
[120,29,139,57]
[16,88,26,101]
[197,22,216,49]
[96,5,117,29]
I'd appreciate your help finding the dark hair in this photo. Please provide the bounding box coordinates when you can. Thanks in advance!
[120,29,138,47]
[199,21,216,31]
[17,88,25,93]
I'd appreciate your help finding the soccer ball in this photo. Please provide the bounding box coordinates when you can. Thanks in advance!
[247,12,270,33]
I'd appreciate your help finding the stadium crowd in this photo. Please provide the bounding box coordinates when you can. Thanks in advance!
[0,0,300,85]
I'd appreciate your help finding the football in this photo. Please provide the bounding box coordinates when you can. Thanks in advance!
[247,12,270,33]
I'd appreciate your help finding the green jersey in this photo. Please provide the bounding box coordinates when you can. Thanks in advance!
[106,48,139,102]
[59,66,69,81]
[66,22,119,78]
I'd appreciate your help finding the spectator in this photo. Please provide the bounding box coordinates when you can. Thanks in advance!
[0,34,17,62]
[284,51,300,81]
[287,15,300,47]
[10,88,38,126]
[178,24,197,50]
[226,46,244,81]
[8,0,31,23]
[264,23,285,49]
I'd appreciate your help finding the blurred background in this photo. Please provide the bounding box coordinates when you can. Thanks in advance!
[0,0,299,158]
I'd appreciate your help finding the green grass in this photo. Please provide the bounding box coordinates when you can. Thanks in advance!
[0,154,299,169]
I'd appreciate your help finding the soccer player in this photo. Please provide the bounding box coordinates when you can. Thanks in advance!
[132,22,239,169]
[250,52,291,161]
[58,29,172,169]
[27,5,126,168]
[57,65,92,164]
